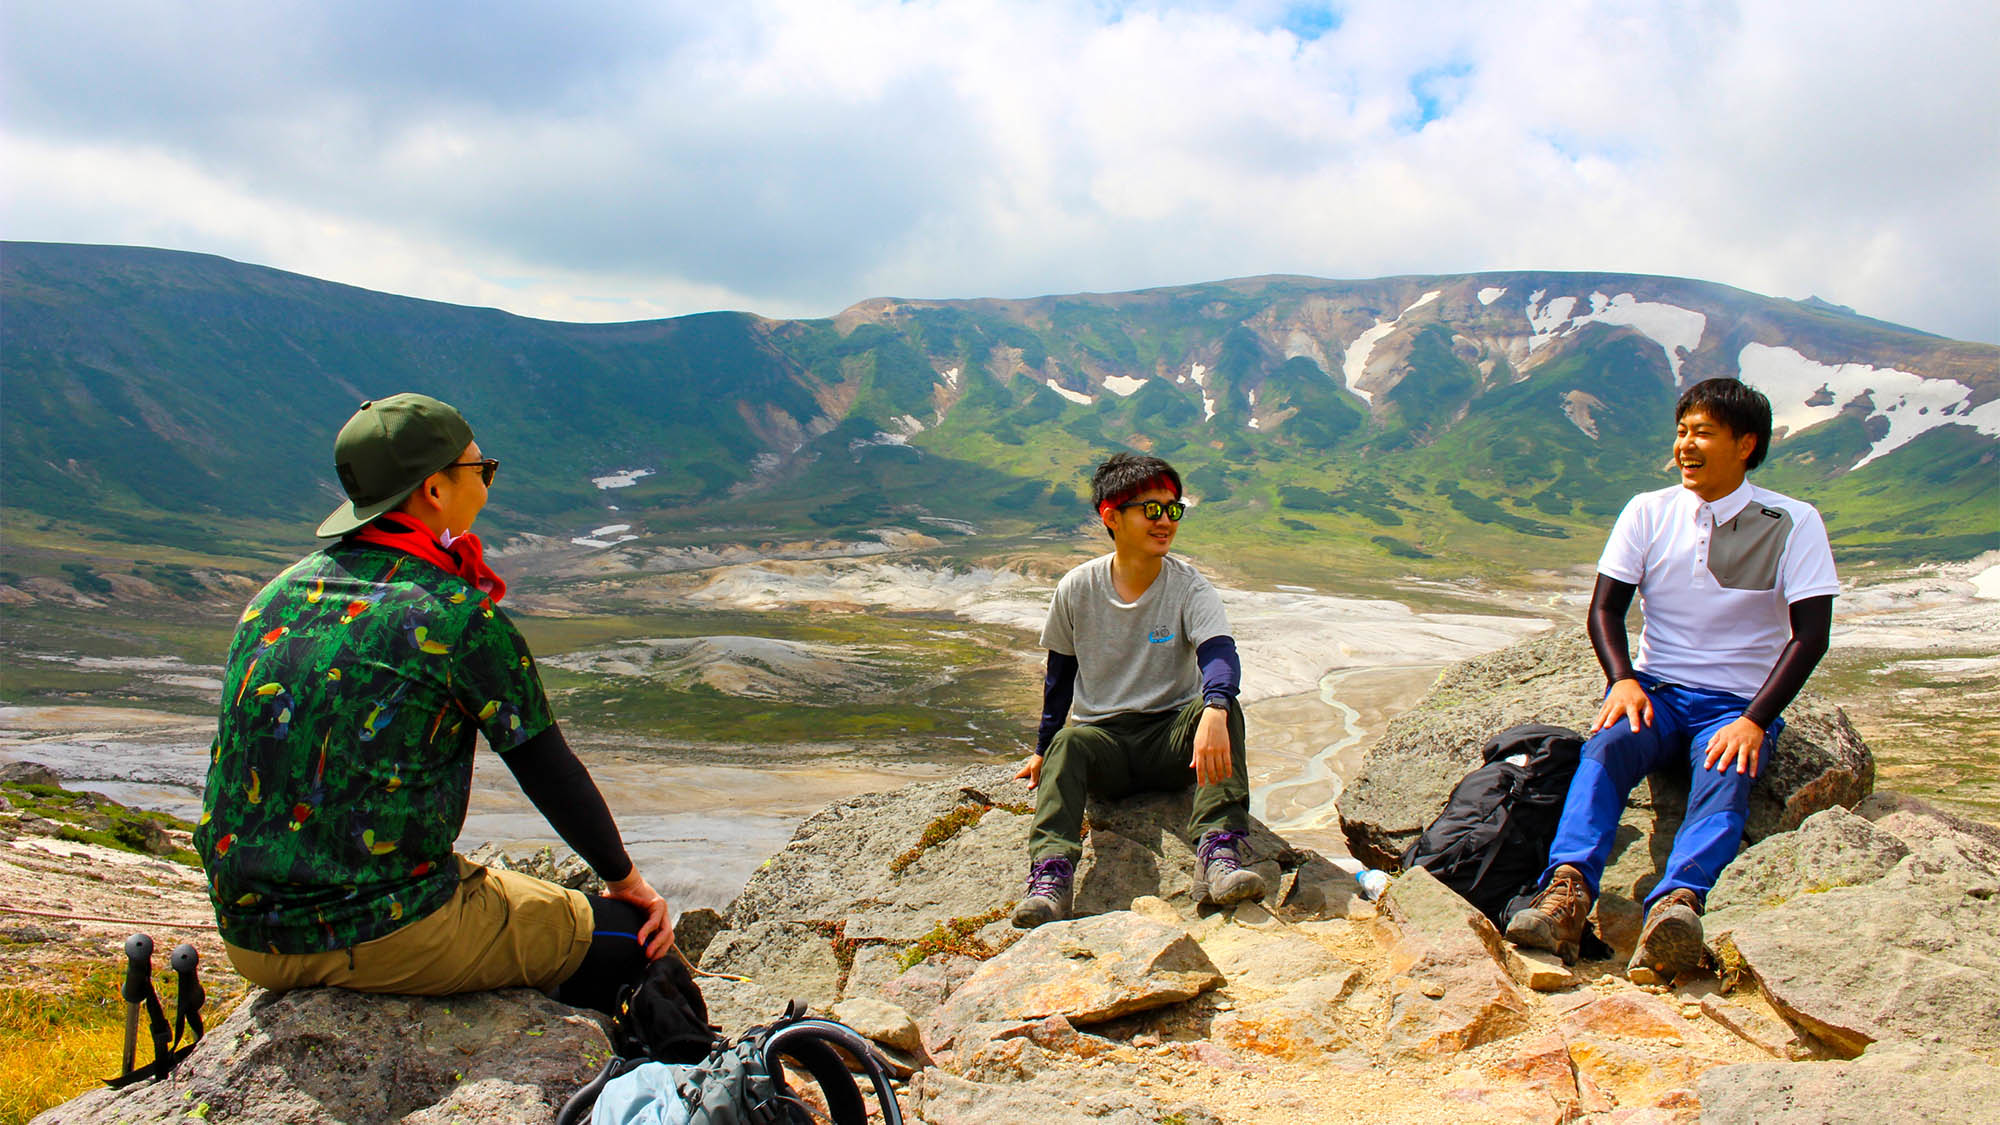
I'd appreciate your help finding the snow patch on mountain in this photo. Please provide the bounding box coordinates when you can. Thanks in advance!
[848,431,912,455]
[939,366,960,389]
[1046,379,1093,406]
[1202,393,1217,421]
[592,468,655,490]
[1339,290,1441,406]
[1478,287,1507,306]
[1102,375,1147,397]
[1525,291,1706,379]
[1739,344,2000,469]
[1189,363,1209,388]
[572,523,640,548]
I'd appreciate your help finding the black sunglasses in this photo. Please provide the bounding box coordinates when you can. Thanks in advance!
[1116,498,1186,522]
[446,458,499,486]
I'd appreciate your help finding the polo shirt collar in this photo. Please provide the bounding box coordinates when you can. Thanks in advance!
[1689,479,1756,525]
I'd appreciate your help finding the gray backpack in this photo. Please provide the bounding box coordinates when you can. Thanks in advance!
[558,1002,904,1125]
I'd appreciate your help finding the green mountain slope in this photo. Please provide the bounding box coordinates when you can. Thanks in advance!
[3,243,1994,586]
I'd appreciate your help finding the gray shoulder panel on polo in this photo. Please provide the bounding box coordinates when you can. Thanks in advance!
[1710,504,1792,591]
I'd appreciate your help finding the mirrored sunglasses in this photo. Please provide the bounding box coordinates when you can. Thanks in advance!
[1117,498,1186,522]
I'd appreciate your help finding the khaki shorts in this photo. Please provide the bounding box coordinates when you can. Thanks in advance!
[224,856,594,995]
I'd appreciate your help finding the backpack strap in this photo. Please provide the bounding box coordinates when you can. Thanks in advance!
[554,1055,649,1125]
[763,1019,905,1125]
[1465,772,1523,893]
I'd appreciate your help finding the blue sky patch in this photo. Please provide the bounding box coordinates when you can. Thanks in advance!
[1405,61,1474,131]
[1282,3,1340,42]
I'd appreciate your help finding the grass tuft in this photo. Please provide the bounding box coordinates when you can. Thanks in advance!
[888,803,990,875]
[0,962,143,1125]
[897,907,1010,972]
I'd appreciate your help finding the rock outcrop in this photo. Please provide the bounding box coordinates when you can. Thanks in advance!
[697,762,1344,1013]
[1709,794,2000,1058]
[31,734,1997,1123]
[1340,627,1875,952]
[36,988,609,1125]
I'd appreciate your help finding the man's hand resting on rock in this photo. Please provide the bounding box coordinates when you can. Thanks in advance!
[1014,753,1044,790]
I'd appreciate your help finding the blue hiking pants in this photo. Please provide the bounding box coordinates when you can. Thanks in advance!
[1540,675,1780,909]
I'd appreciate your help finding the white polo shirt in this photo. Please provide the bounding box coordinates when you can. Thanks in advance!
[1598,479,1839,699]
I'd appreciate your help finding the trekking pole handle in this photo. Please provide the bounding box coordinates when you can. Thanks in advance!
[123,934,154,1003]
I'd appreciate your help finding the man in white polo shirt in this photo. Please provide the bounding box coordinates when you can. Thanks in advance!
[1506,378,1838,977]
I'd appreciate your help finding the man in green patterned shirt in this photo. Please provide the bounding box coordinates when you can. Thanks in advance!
[196,393,670,1013]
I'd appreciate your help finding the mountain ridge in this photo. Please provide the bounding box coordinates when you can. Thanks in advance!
[3,241,1994,580]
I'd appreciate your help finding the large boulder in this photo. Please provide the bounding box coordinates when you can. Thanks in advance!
[699,763,1346,1006]
[35,987,609,1124]
[1378,867,1531,1057]
[1713,794,2000,1058]
[922,911,1224,1061]
[1340,627,1875,954]
[1696,1040,2000,1124]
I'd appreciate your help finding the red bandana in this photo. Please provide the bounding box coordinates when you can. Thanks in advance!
[351,513,508,603]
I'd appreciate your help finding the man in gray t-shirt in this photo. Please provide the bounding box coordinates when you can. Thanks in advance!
[1010,453,1264,929]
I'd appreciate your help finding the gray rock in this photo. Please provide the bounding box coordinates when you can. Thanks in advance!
[874,953,981,1021]
[695,974,792,1039]
[700,919,846,1010]
[1340,627,1874,892]
[923,912,1223,1059]
[831,996,923,1053]
[1725,862,2000,1057]
[0,761,62,786]
[1503,946,1577,991]
[907,1069,1171,1125]
[675,905,727,964]
[1700,995,1812,1060]
[33,987,609,1125]
[1856,791,2000,877]
[1380,867,1531,1056]
[1704,805,1910,946]
[705,763,1340,1005]
[1696,1039,2000,1124]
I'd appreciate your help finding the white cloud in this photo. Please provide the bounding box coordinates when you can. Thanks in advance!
[2,1,1994,342]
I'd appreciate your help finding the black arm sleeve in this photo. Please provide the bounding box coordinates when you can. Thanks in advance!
[499,722,633,884]
[1035,652,1078,756]
[1739,595,1834,728]
[1587,575,1640,687]
[1195,635,1241,706]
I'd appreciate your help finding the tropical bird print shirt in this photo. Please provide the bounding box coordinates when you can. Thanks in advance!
[196,540,554,954]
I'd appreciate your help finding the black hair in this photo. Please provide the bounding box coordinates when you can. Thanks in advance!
[1676,378,1774,471]
[1090,452,1182,540]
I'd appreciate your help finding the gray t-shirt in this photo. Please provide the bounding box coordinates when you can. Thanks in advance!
[1039,554,1232,724]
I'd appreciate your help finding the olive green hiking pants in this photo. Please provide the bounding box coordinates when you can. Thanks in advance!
[1029,697,1250,863]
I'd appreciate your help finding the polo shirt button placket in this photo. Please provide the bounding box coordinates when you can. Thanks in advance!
[1693,506,1712,585]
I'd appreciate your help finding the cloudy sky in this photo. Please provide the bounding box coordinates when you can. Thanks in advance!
[5,0,1996,343]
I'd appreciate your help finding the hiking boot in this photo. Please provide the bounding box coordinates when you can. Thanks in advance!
[1010,856,1075,929]
[1505,864,1592,963]
[1196,831,1267,907]
[1629,888,1706,978]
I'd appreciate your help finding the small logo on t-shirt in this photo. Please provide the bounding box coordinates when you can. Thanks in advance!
[1148,626,1175,644]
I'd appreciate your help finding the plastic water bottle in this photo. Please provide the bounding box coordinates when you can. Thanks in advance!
[1356,868,1390,901]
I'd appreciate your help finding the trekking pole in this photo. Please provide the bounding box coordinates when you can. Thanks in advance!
[120,934,152,1079]
[170,943,206,1050]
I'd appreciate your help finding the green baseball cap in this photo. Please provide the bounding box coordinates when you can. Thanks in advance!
[316,393,476,538]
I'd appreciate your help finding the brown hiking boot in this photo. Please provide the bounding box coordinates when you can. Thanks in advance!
[1629,888,1706,977]
[1505,864,1592,963]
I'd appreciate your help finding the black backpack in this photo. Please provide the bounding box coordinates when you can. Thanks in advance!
[1399,723,1585,925]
